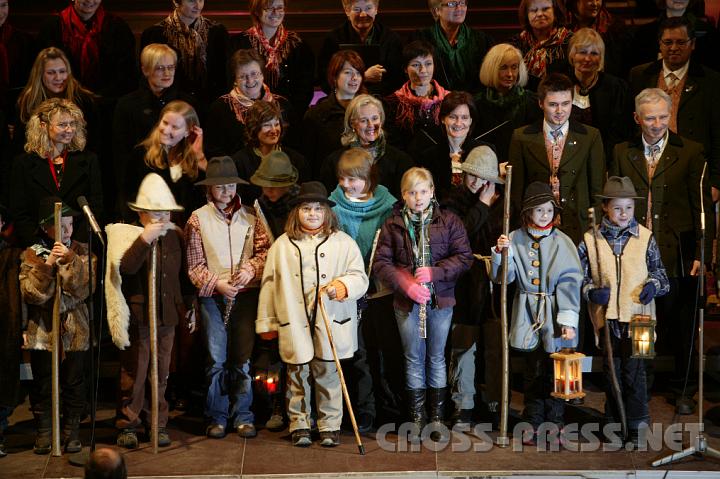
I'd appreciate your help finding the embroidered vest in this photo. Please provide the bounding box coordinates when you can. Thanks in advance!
[583,225,655,323]
[195,203,257,287]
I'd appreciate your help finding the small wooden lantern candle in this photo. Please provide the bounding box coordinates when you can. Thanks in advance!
[630,314,656,359]
[550,349,586,400]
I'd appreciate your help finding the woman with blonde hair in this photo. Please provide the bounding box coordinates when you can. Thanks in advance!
[320,94,413,197]
[125,99,206,223]
[474,43,541,162]
[13,46,99,156]
[10,97,102,245]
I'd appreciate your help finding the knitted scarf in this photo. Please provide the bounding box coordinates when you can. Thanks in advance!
[519,27,572,78]
[221,83,276,123]
[348,133,386,162]
[329,184,396,265]
[391,80,448,132]
[429,21,475,85]
[0,21,14,86]
[161,10,211,84]
[245,24,300,90]
[59,4,105,88]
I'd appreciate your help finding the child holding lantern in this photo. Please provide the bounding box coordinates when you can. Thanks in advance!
[577,176,669,445]
[493,182,583,445]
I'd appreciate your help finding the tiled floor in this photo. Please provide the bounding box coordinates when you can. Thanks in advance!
[2,389,720,478]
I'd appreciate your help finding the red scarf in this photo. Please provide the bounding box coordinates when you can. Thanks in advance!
[245,24,300,90]
[0,22,12,86]
[59,5,105,88]
[391,80,448,132]
[519,27,572,78]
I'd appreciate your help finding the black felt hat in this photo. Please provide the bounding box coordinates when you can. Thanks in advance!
[288,181,336,207]
[521,182,562,212]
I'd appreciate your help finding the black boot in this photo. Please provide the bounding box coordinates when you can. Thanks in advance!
[33,413,51,455]
[406,389,426,443]
[63,415,82,453]
[428,387,449,442]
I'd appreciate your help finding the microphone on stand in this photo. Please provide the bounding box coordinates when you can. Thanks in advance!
[77,196,105,246]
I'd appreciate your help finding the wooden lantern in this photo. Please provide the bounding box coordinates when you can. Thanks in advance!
[630,314,656,359]
[550,349,586,400]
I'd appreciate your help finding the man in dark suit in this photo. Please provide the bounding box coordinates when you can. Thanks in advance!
[508,73,605,244]
[629,15,720,201]
[611,87,712,415]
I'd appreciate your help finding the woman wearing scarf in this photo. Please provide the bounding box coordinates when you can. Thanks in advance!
[38,0,136,101]
[233,0,314,120]
[416,91,491,199]
[0,0,34,113]
[384,40,450,153]
[565,0,631,77]
[205,49,291,158]
[141,0,229,103]
[474,44,541,163]
[302,49,365,178]
[232,100,308,203]
[320,94,414,198]
[414,0,494,93]
[511,0,572,92]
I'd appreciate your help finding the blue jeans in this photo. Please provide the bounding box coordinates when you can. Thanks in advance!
[200,293,256,427]
[395,304,453,390]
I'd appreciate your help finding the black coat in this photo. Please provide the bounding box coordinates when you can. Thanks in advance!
[9,151,103,246]
[568,71,634,166]
[141,19,229,104]
[0,23,35,114]
[232,145,308,204]
[232,31,316,119]
[37,12,137,100]
[301,93,346,178]
[321,143,414,199]
[629,60,720,188]
[318,19,404,97]
[112,82,197,215]
[473,86,542,163]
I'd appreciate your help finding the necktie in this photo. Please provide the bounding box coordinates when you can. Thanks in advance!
[666,72,678,90]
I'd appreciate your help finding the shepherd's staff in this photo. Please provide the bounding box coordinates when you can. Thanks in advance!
[358,229,382,321]
[317,288,365,455]
[148,241,159,453]
[588,207,627,441]
[497,166,512,448]
[51,202,62,456]
[253,199,275,245]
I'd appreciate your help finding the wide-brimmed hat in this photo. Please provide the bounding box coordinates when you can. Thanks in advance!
[288,181,336,207]
[195,156,248,186]
[521,182,562,212]
[38,196,80,225]
[250,151,299,188]
[128,173,184,212]
[459,146,505,184]
[596,176,644,199]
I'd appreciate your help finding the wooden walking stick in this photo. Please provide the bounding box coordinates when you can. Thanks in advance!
[317,289,365,455]
[588,207,627,441]
[148,242,159,453]
[497,166,512,448]
[51,202,62,456]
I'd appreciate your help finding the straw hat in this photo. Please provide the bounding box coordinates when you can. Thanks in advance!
[128,173,184,212]
[250,151,299,188]
[521,182,562,212]
[458,146,505,184]
[288,181,336,207]
[195,156,248,186]
[596,176,644,199]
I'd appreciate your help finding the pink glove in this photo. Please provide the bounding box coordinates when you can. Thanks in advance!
[406,283,431,304]
[414,267,432,284]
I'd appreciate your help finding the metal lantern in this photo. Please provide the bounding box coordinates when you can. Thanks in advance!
[550,349,586,400]
[630,314,656,359]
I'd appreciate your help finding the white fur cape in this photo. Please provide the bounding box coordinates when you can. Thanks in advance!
[105,223,143,349]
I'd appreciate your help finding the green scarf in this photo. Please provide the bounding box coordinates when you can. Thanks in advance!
[430,22,473,86]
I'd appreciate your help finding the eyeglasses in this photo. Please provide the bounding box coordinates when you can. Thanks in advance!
[154,64,176,73]
[660,39,691,47]
[263,6,285,13]
[441,1,467,8]
[51,121,77,130]
[238,71,262,82]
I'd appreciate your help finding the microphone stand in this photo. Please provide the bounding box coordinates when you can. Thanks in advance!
[653,163,720,466]
[69,220,106,467]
